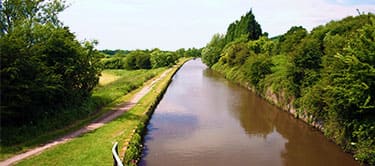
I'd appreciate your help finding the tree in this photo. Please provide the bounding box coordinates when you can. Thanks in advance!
[292,37,323,90]
[220,39,249,66]
[0,0,101,124]
[124,53,138,70]
[185,47,201,57]
[201,33,225,67]
[224,9,262,44]
[276,26,307,54]
[1,0,66,35]
[176,48,186,57]
[150,50,177,68]
[135,53,151,69]
[243,55,273,89]
[247,36,275,55]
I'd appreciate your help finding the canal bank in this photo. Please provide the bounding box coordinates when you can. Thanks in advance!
[140,59,358,166]
[121,58,191,165]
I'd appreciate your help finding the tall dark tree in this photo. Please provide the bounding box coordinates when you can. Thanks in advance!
[224,9,262,44]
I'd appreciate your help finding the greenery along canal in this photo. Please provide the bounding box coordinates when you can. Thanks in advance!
[139,59,358,166]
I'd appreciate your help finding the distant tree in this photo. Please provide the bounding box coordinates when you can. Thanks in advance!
[122,50,151,70]
[185,47,201,57]
[150,50,177,68]
[135,52,151,69]
[102,58,125,69]
[124,53,137,70]
[176,48,186,57]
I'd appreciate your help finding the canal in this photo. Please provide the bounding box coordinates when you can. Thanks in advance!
[139,59,358,166]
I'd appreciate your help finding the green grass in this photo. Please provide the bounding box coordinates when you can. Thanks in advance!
[14,58,190,165]
[0,68,165,161]
[92,69,165,107]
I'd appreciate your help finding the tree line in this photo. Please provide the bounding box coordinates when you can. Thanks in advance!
[100,48,201,70]
[202,10,375,164]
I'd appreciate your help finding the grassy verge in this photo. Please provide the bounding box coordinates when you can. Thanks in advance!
[0,68,165,161]
[121,58,190,166]
[14,58,190,166]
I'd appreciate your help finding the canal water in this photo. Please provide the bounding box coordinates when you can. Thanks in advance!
[139,59,358,166]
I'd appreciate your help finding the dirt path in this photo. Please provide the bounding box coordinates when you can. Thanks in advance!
[0,69,171,166]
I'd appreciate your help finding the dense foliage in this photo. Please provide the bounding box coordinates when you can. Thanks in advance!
[202,9,375,164]
[0,0,101,125]
[175,47,202,57]
[150,49,177,68]
[201,34,225,67]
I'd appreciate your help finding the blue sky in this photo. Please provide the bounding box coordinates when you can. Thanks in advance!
[59,0,375,50]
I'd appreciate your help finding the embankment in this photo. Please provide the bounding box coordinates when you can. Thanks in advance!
[120,58,191,166]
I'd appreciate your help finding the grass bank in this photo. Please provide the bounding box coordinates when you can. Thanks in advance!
[14,58,190,166]
[121,58,191,166]
[0,68,165,161]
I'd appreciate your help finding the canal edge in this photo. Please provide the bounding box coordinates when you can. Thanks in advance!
[119,58,192,165]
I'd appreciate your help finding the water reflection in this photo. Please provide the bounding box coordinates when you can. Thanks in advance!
[140,59,358,166]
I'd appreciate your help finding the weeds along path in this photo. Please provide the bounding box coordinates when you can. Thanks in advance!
[0,69,172,166]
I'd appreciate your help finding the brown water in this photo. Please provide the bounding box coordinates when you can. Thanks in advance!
[139,59,358,166]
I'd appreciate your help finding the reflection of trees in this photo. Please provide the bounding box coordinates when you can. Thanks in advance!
[224,80,357,165]
[203,68,226,82]
[204,67,278,137]
[274,113,358,166]
[227,84,277,137]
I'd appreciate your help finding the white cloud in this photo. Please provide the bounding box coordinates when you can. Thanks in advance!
[59,0,375,50]
[251,0,375,36]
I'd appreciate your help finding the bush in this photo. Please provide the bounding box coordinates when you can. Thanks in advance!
[150,51,177,68]
[101,58,125,69]
[243,55,273,89]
